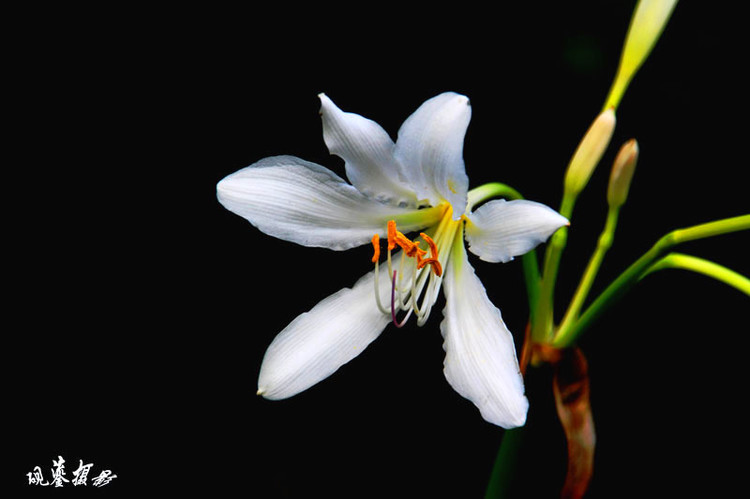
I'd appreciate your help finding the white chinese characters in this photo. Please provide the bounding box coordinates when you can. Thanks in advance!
[27,456,117,488]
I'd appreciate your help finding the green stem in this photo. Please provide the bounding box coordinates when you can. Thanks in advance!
[553,214,750,347]
[671,215,750,244]
[535,196,575,341]
[645,253,750,296]
[484,428,525,499]
[522,251,542,325]
[467,182,524,210]
[557,207,620,336]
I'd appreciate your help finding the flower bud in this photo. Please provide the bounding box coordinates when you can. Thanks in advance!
[607,139,639,208]
[604,0,679,110]
[563,108,616,200]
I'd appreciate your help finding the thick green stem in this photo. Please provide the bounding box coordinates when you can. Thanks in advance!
[553,214,750,347]
[484,428,525,499]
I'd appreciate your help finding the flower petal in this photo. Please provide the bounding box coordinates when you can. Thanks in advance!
[257,263,392,400]
[465,199,569,263]
[440,236,528,428]
[217,155,436,250]
[319,93,418,207]
[394,92,471,216]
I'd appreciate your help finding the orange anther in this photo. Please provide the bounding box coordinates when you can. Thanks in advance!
[414,244,427,260]
[416,233,442,276]
[420,233,438,259]
[371,234,381,263]
[427,259,443,277]
[387,220,397,251]
[417,257,443,277]
[380,221,442,276]
[394,231,417,256]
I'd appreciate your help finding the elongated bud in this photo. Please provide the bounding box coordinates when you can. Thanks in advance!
[563,108,616,203]
[607,139,639,208]
[604,0,679,110]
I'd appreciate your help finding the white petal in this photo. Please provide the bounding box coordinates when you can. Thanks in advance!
[465,199,569,263]
[440,238,528,428]
[257,263,392,400]
[217,155,432,250]
[394,92,471,216]
[319,94,418,207]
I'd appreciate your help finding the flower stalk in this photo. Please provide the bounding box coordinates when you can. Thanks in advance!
[553,214,750,348]
[534,109,615,343]
[646,253,750,296]
[557,207,619,338]
[484,428,525,499]
[557,139,639,336]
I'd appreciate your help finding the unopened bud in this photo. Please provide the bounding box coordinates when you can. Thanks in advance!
[604,0,679,110]
[607,139,639,208]
[564,108,617,200]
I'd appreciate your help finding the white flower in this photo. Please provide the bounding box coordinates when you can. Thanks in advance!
[217,93,568,428]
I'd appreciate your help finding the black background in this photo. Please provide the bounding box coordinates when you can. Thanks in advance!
[6,2,748,497]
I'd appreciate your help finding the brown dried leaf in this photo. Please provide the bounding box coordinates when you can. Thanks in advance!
[553,347,595,499]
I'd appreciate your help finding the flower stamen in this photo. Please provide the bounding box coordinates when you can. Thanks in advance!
[387,220,398,251]
[371,234,390,315]
[371,234,381,263]
[382,222,442,278]
[417,232,443,277]
[372,214,455,328]
[391,270,412,328]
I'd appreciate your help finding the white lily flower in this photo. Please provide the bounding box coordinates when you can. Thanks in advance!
[217,92,568,428]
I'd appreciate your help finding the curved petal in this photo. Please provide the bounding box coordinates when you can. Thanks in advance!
[217,155,436,250]
[394,92,471,217]
[465,199,569,263]
[257,263,392,400]
[440,235,528,428]
[319,94,418,207]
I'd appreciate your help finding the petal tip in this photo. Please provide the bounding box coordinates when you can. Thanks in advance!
[441,91,470,106]
[257,385,282,400]
[484,395,529,429]
[318,92,332,114]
